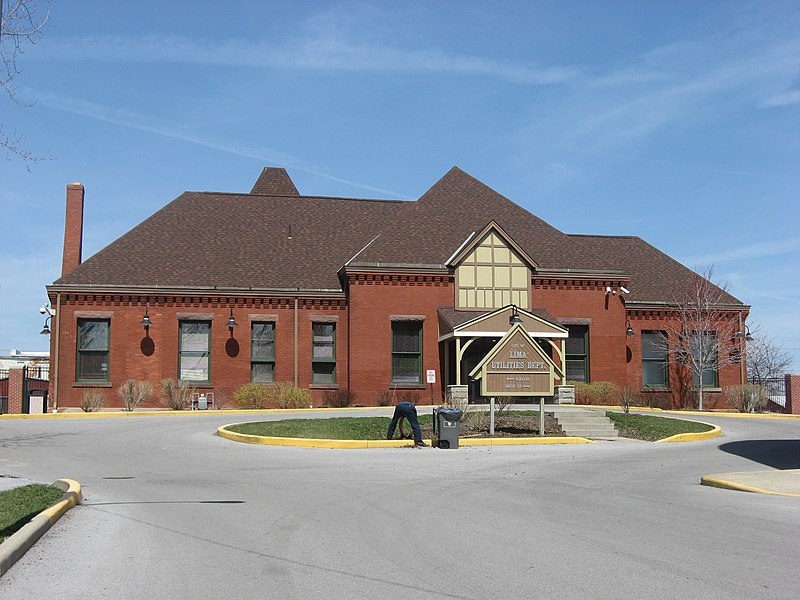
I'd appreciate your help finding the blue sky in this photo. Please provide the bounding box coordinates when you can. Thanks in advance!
[1,1,799,370]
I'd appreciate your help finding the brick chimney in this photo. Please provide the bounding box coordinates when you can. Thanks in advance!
[62,182,85,276]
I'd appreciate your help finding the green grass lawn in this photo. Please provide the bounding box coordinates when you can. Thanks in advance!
[229,415,434,440]
[0,484,63,544]
[606,412,714,441]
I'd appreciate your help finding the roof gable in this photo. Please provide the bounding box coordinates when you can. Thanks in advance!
[447,220,538,269]
[250,167,300,196]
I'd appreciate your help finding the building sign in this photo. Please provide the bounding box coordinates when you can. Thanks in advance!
[468,323,559,396]
[426,369,437,384]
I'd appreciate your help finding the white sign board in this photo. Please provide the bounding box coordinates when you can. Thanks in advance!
[426,369,436,384]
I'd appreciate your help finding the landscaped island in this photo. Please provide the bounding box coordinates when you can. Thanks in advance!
[226,411,714,442]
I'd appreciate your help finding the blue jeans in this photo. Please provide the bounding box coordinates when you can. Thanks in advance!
[387,402,422,443]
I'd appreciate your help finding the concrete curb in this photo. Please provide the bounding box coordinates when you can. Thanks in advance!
[0,479,82,576]
[217,424,593,448]
[701,471,800,497]
[655,422,722,443]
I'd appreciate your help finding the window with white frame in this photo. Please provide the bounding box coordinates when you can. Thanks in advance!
[179,320,211,382]
[251,322,275,383]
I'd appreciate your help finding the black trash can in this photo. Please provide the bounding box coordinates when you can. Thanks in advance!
[433,406,463,449]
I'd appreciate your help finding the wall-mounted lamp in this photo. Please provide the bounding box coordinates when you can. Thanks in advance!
[39,304,54,335]
[605,286,615,295]
[227,309,238,329]
[140,304,151,329]
[509,305,522,325]
[626,320,635,336]
[733,325,753,342]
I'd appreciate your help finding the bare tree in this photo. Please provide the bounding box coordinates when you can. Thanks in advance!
[0,0,51,163]
[656,266,742,411]
[745,321,793,382]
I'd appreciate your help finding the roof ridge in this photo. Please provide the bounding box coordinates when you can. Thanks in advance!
[190,190,411,204]
[568,233,640,239]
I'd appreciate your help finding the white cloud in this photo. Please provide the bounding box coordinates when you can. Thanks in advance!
[33,91,406,198]
[34,31,579,85]
[761,89,800,107]
[687,237,800,265]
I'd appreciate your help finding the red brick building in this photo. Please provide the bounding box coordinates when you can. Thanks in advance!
[45,167,749,410]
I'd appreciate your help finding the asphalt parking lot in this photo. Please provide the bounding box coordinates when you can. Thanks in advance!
[1,410,799,599]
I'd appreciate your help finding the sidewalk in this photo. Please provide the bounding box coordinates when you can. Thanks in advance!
[701,469,800,497]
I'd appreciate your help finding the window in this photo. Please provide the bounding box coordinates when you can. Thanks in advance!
[565,325,589,383]
[392,321,422,384]
[642,331,668,388]
[179,321,210,382]
[77,319,109,381]
[691,331,719,387]
[251,322,275,383]
[312,322,336,384]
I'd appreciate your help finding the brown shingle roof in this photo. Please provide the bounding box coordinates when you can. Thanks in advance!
[56,191,406,290]
[565,234,742,304]
[250,167,300,196]
[52,166,743,305]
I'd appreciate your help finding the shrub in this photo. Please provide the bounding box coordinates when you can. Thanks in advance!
[233,383,271,409]
[80,390,106,412]
[161,378,195,410]
[233,382,313,409]
[273,382,312,409]
[618,387,641,414]
[376,390,394,406]
[323,388,355,408]
[118,380,152,411]
[398,391,420,404]
[643,391,672,410]
[724,384,769,413]
[573,381,620,405]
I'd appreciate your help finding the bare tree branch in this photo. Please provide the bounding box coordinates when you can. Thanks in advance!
[0,0,52,164]
[654,265,743,410]
[745,320,793,382]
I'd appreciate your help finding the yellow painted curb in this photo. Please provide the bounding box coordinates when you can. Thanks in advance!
[217,424,592,448]
[0,478,82,576]
[460,437,592,446]
[701,472,800,497]
[42,479,83,523]
[655,422,722,443]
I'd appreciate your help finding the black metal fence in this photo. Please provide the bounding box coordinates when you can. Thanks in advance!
[0,369,7,414]
[749,376,786,409]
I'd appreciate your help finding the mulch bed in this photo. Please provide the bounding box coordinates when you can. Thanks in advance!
[410,412,565,438]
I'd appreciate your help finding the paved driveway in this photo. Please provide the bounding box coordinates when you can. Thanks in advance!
[1,411,798,599]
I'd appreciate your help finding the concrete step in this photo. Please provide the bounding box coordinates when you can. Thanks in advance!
[544,407,618,438]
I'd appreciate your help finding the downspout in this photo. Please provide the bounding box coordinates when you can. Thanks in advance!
[739,312,745,385]
[294,297,299,386]
[52,292,62,412]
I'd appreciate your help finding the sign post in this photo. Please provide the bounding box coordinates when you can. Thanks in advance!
[426,369,436,405]
[469,322,563,436]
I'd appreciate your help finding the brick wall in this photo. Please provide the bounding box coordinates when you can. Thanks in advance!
[347,273,452,405]
[50,281,748,410]
[62,183,84,276]
[8,368,24,414]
